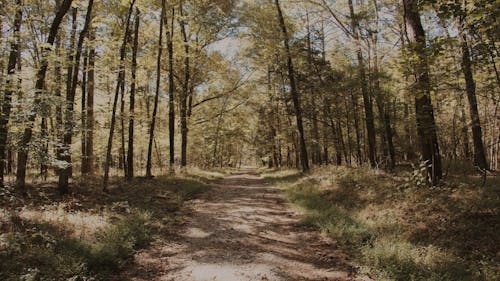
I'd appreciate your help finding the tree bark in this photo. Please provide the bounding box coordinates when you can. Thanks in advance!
[0,0,23,187]
[274,0,309,172]
[403,0,442,184]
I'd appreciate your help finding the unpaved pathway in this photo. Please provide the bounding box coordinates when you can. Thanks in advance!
[127,171,368,281]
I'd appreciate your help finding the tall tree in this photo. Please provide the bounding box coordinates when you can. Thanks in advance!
[103,0,136,190]
[274,0,310,172]
[179,1,189,169]
[347,0,377,168]
[146,0,166,178]
[456,2,489,170]
[0,0,23,187]
[58,0,94,194]
[84,29,95,175]
[127,8,140,180]
[167,8,176,173]
[15,0,73,190]
[403,0,442,184]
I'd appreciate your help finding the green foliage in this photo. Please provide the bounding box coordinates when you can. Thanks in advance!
[0,211,152,280]
[85,211,152,273]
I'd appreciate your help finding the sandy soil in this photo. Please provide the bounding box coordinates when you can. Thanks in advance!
[125,171,369,281]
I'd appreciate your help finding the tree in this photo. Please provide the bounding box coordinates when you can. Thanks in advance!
[403,0,442,184]
[167,7,175,173]
[15,0,73,190]
[58,0,94,194]
[126,8,140,180]
[103,0,136,190]
[456,1,489,170]
[274,0,310,172]
[347,0,377,168]
[0,0,23,187]
[179,1,189,169]
[146,0,166,178]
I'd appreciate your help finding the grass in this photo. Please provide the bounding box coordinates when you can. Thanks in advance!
[0,173,210,280]
[264,164,500,281]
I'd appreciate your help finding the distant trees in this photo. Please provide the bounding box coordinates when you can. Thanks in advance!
[0,0,497,192]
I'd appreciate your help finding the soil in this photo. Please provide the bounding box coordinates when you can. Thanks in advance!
[125,170,369,281]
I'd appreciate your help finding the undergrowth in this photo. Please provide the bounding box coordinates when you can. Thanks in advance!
[0,174,209,280]
[264,164,500,281]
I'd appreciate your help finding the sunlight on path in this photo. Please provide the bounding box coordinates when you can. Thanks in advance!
[128,171,369,281]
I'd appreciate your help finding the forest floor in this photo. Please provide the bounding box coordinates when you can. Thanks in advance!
[2,165,498,280]
[263,164,500,281]
[124,169,369,281]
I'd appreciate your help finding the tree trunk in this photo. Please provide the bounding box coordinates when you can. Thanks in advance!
[350,89,362,164]
[127,8,140,180]
[85,30,95,174]
[457,12,489,170]
[403,0,442,184]
[103,0,136,190]
[0,0,23,187]
[15,0,73,190]
[146,0,165,178]
[179,2,189,169]
[167,8,175,173]
[119,67,127,176]
[58,0,93,194]
[274,0,309,172]
[81,49,88,174]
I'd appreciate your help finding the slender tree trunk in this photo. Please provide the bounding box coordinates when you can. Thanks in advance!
[81,49,88,174]
[0,0,23,187]
[344,94,353,165]
[274,0,309,172]
[85,30,95,174]
[58,8,77,175]
[127,8,140,180]
[0,16,3,87]
[103,0,136,190]
[58,0,93,194]
[146,0,165,178]
[15,0,73,190]
[179,2,189,168]
[403,0,442,184]
[350,89,362,164]
[119,59,127,175]
[167,8,175,173]
[457,11,489,170]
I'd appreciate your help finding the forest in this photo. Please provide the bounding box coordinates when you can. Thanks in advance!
[0,0,498,280]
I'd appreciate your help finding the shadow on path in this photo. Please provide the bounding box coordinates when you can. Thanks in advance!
[126,170,369,281]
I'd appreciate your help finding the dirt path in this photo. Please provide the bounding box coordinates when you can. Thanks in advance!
[128,171,368,281]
